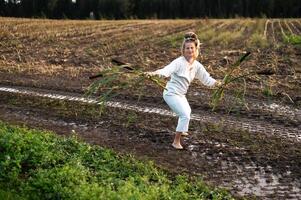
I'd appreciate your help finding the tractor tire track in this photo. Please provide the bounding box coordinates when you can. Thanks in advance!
[0,85,300,142]
[0,85,300,199]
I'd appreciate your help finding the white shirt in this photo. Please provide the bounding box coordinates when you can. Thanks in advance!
[155,56,216,96]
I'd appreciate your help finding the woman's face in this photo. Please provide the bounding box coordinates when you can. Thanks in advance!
[183,42,196,59]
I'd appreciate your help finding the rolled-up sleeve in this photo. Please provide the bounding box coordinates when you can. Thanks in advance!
[196,64,216,87]
[155,59,178,77]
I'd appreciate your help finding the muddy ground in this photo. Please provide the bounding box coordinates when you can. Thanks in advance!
[0,18,301,199]
[0,86,300,199]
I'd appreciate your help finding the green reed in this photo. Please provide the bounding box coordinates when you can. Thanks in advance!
[86,61,166,109]
[211,52,251,111]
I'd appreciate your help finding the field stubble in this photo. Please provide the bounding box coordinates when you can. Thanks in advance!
[0,17,301,199]
[1,18,300,102]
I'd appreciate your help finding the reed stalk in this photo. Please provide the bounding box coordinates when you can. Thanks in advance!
[211,52,251,111]
[86,60,167,107]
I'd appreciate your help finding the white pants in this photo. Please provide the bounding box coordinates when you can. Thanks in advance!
[163,94,191,132]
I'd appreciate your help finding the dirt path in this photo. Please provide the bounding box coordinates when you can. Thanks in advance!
[0,85,300,199]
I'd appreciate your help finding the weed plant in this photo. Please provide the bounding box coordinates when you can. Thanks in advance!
[248,33,269,48]
[247,19,269,48]
[284,35,301,45]
[0,121,234,199]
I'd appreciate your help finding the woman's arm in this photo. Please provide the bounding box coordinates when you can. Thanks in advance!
[145,59,178,78]
[196,63,219,87]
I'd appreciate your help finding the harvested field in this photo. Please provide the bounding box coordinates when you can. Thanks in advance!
[0,17,301,199]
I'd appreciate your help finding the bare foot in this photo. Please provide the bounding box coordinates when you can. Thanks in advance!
[181,132,189,136]
[172,143,183,150]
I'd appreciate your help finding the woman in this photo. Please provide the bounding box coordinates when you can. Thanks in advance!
[146,32,222,150]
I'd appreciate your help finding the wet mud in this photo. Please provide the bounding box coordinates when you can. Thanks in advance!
[1,18,301,199]
[0,85,300,199]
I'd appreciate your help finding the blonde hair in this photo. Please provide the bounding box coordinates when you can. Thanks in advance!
[181,32,201,59]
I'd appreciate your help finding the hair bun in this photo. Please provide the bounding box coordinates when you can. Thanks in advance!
[184,32,198,39]
[184,32,200,49]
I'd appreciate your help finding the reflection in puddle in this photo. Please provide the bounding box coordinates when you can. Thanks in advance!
[232,165,301,198]
[186,138,301,199]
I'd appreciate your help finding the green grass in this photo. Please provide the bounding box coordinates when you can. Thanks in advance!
[0,121,235,200]
[247,33,269,48]
[209,27,245,46]
[159,33,183,48]
[198,28,216,42]
[284,34,301,45]
[0,189,25,200]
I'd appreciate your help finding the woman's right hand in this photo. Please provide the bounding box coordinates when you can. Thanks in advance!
[215,80,223,87]
[144,71,156,76]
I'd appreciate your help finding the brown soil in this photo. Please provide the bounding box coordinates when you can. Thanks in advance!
[0,18,301,199]
[0,86,300,199]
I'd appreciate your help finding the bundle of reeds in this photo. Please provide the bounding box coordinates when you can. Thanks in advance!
[211,52,251,111]
[86,59,166,105]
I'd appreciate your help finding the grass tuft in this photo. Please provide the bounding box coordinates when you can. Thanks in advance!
[247,33,269,48]
[284,34,301,45]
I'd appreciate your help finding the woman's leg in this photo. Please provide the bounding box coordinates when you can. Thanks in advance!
[163,95,191,149]
[172,132,183,149]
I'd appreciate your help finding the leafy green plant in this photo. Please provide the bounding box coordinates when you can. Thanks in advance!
[277,20,301,45]
[284,34,301,45]
[0,121,235,199]
[0,189,25,200]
